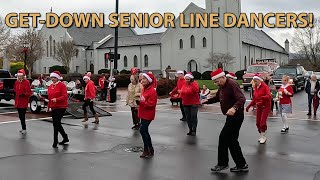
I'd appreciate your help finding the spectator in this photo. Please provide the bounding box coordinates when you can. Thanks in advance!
[200,84,210,102]
[126,75,143,130]
[109,77,117,103]
[270,85,278,112]
[305,74,320,116]
[99,74,106,101]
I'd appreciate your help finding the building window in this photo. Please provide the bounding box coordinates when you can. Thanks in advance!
[53,40,56,56]
[44,67,46,73]
[49,35,52,57]
[191,35,195,48]
[124,56,128,67]
[134,55,138,67]
[76,66,79,73]
[144,55,149,67]
[46,41,48,57]
[187,60,197,72]
[91,52,93,57]
[203,37,207,48]
[179,39,183,49]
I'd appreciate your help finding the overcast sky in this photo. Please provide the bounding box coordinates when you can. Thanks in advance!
[1,0,319,51]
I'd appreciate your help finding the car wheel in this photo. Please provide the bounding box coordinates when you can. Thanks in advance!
[244,86,249,91]
[30,97,41,113]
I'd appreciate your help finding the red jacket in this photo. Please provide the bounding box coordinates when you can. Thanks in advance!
[85,80,96,100]
[48,81,68,109]
[279,84,294,105]
[247,81,271,108]
[14,79,32,108]
[138,84,158,120]
[99,78,105,89]
[180,81,200,105]
[171,78,185,98]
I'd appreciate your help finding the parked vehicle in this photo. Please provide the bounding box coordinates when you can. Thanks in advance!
[0,69,32,102]
[313,72,320,81]
[272,65,307,92]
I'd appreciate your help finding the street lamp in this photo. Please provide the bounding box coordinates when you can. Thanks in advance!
[22,41,29,73]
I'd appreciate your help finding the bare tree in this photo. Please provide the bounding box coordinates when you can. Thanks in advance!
[6,28,44,77]
[54,40,78,73]
[292,19,320,70]
[204,52,235,70]
[0,16,10,49]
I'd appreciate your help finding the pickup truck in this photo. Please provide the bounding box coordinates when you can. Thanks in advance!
[242,64,274,91]
[0,69,32,102]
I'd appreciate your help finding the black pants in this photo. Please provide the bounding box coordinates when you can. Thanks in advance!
[271,100,278,111]
[17,108,27,130]
[178,98,186,119]
[184,105,198,132]
[308,94,314,114]
[140,119,152,149]
[52,109,67,144]
[110,89,117,103]
[82,99,96,114]
[131,107,140,125]
[218,113,247,167]
[104,88,108,101]
[100,88,105,100]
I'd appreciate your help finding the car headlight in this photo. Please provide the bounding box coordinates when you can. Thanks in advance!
[244,78,247,82]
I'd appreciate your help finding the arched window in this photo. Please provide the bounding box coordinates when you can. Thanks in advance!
[187,60,198,72]
[144,55,148,67]
[191,35,195,48]
[124,56,128,67]
[134,55,138,67]
[203,37,207,48]
[49,36,52,57]
[46,41,49,57]
[53,40,56,56]
[179,39,183,49]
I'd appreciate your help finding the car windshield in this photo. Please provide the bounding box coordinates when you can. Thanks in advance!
[275,68,296,75]
[246,66,271,73]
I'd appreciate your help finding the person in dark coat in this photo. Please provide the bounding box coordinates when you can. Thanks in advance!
[109,77,117,103]
[305,74,320,116]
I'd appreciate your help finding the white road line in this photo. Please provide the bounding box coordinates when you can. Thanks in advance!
[0,111,18,115]
[0,115,73,125]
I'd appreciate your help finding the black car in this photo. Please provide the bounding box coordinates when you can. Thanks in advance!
[272,65,307,93]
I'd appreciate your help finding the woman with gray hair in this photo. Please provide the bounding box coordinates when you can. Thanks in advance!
[126,75,143,130]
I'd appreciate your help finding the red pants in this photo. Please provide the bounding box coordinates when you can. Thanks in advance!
[256,104,271,133]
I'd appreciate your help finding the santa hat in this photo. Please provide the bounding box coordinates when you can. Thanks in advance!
[86,72,92,77]
[184,72,194,79]
[83,75,90,80]
[141,72,155,83]
[226,72,237,80]
[253,74,263,81]
[176,70,184,75]
[50,71,63,80]
[16,69,26,77]
[131,68,139,75]
[211,68,225,80]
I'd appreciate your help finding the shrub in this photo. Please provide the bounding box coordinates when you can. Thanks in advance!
[156,78,176,96]
[49,65,67,74]
[10,62,29,75]
[120,69,131,74]
[235,70,246,80]
[115,74,131,87]
[192,71,201,80]
[201,71,212,80]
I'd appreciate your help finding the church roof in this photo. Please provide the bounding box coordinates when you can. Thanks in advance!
[241,28,288,54]
[97,32,163,49]
[67,25,136,47]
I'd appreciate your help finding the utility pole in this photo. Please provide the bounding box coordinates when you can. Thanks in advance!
[114,0,119,73]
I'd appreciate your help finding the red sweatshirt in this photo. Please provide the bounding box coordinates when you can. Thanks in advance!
[14,79,32,108]
[99,78,105,89]
[85,80,96,100]
[278,84,294,105]
[138,84,158,120]
[171,78,185,98]
[247,81,271,108]
[180,81,200,105]
[47,81,68,109]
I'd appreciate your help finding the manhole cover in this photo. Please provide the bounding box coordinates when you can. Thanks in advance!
[124,146,143,153]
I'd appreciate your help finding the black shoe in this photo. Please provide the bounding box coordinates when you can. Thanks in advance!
[281,127,289,133]
[190,132,196,136]
[52,143,58,148]
[230,164,249,172]
[131,125,136,129]
[211,165,229,172]
[307,113,311,116]
[314,113,317,116]
[180,118,186,121]
[133,125,140,130]
[187,131,192,135]
[59,135,69,145]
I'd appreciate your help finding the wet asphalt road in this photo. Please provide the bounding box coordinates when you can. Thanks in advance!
[0,90,319,180]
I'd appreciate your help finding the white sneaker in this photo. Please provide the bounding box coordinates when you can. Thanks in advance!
[259,132,267,144]
[19,130,27,134]
[258,133,263,142]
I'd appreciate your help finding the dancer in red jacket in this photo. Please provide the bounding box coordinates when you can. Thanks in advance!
[137,72,158,158]
[13,69,32,134]
[180,72,200,136]
[278,75,294,133]
[82,74,99,124]
[246,75,271,144]
[170,70,186,121]
[47,71,69,148]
